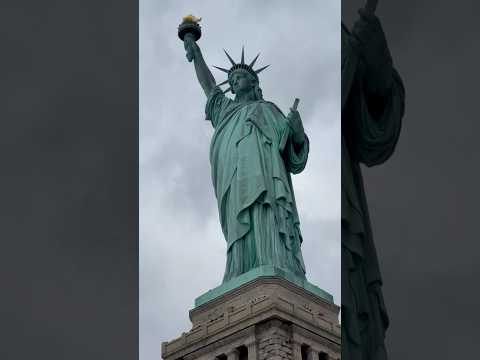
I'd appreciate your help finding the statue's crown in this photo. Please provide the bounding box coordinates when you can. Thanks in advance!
[213,47,269,93]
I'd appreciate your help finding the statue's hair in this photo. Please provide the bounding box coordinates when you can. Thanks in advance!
[253,82,263,101]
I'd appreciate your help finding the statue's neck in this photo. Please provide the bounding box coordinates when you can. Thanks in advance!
[235,91,256,103]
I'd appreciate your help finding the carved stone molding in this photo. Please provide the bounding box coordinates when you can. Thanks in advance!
[162,277,340,360]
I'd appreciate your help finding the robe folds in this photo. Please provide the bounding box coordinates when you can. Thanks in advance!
[342,23,405,360]
[205,87,308,282]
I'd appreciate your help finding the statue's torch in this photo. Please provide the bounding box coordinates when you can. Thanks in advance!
[178,15,202,62]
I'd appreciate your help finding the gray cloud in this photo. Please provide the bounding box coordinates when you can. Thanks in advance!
[140,1,340,359]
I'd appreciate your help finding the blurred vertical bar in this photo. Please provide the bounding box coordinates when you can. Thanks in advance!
[0,0,139,359]
[342,0,480,358]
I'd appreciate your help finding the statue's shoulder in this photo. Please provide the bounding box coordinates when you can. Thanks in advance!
[256,100,286,118]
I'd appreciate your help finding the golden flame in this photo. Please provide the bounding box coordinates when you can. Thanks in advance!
[182,14,201,23]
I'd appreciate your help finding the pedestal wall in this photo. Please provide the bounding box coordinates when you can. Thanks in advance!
[161,276,340,360]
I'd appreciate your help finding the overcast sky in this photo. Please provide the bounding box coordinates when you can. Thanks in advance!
[140,1,340,359]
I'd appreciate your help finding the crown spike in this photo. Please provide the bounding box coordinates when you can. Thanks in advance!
[223,49,236,66]
[217,79,229,86]
[213,66,230,73]
[255,64,270,74]
[249,53,260,67]
[241,46,245,65]
[223,87,232,94]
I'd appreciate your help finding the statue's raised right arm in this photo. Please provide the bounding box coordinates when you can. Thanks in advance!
[184,34,216,97]
[342,0,405,167]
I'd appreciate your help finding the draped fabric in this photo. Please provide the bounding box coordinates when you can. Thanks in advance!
[341,23,405,360]
[205,88,308,282]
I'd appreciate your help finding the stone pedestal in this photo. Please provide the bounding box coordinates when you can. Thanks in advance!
[162,273,341,360]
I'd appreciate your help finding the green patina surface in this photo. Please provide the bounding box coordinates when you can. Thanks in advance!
[181,22,310,284]
[194,265,333,307]
[180,18,334,312]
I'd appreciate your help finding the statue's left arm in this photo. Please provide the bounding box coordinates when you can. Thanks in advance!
[283,109,309,174]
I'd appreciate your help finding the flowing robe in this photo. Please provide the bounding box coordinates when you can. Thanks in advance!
[205,87,308,282]
[342,23,405,360]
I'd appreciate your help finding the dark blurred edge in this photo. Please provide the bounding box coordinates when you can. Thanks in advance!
[0,1,138,359]
[343,0,480,358]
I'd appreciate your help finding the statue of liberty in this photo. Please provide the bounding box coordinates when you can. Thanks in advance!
[179,16,309,283]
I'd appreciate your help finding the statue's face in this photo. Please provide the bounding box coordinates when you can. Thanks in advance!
[230,71,253,95]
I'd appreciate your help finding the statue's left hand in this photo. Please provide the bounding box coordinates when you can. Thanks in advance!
[287,109,305,145]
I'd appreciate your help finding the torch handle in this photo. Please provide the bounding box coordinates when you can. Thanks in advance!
[184,34,196,62]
